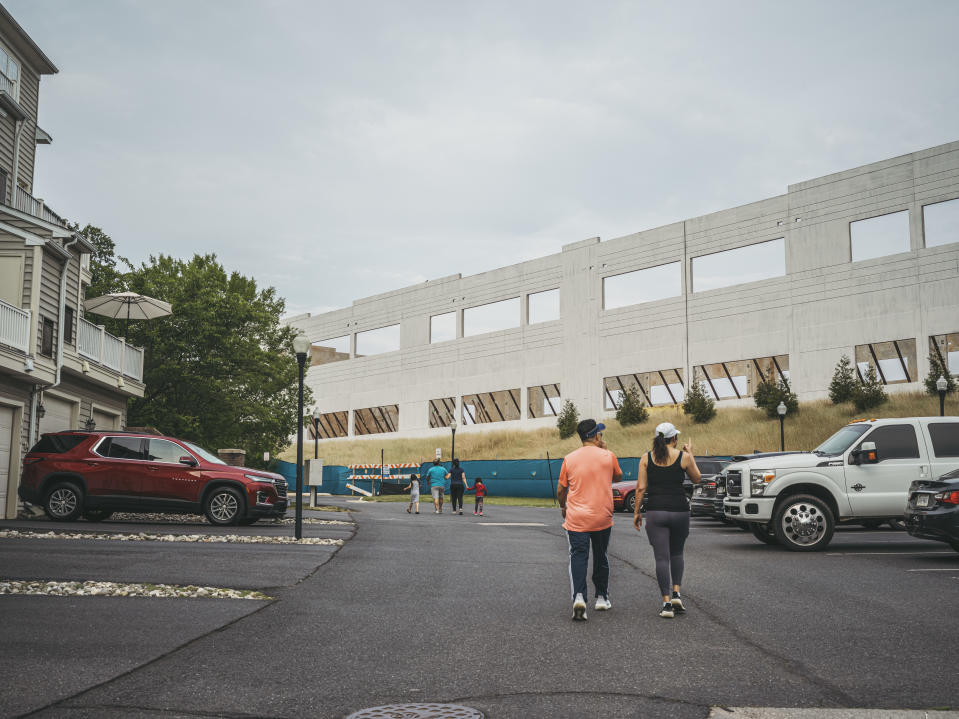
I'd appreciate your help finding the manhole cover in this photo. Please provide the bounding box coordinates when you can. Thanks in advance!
[346,703,484,719]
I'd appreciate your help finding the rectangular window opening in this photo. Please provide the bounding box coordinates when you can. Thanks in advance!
[430,312,456,343]
[923,197,959,249]
[353,405,399,436]
[930,333,959,375]
[355,324,400,357]
[40,317,54,357]
[310,411,349,439]
[603,262,682,310]
[429,398,456,428]
[528,289,560,324]
[855,339,916,385]
[528,384,561,418]
[461,389,521,424]
[603,369,685,410]
[693,355,789,401]
[463,298,520,337]
[850,210,910,262]
[692,238,785,293]
[312,335,350,366]
[63,306,74,344]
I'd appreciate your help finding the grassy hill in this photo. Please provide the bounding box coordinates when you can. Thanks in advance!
[279,392,957,466]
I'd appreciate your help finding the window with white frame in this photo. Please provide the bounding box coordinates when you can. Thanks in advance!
[0,44,20,99]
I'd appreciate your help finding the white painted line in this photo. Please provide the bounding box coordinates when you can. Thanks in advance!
[477,522,547,527]
[825,551,953,556]
[708,707,959,718]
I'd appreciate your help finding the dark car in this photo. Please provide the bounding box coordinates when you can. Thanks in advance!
[18,430,288,526]
[905,468,959,553]
[612,456,726,513]
[688,458,733,518]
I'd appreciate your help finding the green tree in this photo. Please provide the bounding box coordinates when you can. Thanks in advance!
[557,400,579,439]
[852,365,888,412]
[924,351,956,396]
[682,381,716,423]
[70,223,131,300]
[828,355,858,405]
[615,385,649,426]
[754,377,799,418]
[116,253,308,468]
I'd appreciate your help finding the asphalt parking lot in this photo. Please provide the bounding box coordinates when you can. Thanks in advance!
[1,500,958,718]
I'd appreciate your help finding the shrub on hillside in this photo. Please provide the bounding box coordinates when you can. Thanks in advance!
[557,400,579,439]
[615,385,649,426]
[852,365,888,412]
[754,377,799,418]
[829,355,858,405]
[682,381,716,423]
[924,351,956,396]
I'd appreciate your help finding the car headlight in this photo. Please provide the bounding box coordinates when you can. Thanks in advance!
[244,474,274,485]
[750,470,776,496]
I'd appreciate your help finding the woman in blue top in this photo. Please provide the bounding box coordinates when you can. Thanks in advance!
[425,460,451,514]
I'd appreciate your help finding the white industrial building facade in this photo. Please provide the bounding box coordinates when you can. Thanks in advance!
[287,141,959,440]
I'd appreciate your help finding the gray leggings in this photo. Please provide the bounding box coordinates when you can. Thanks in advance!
[644,510,690,597]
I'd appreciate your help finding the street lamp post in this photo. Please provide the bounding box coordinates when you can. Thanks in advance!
[450,420,457,463]
[292,334,312,540]
[777,401,787,452]
[937,375,948,417]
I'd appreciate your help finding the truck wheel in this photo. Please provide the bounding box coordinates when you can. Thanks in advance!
[750,522,778,545]
[204,487,243,526]
[44,482,84,522]
[773,494,834,551]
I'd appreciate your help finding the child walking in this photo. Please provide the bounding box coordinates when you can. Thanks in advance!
[403,473,421,514]
[472,477,487,516]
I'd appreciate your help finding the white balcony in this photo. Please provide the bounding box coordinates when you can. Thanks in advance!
[0,299,30,354]
[77,317,143,382]
[12,186,67,227]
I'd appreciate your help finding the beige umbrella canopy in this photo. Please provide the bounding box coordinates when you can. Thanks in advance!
[84,292,172,340]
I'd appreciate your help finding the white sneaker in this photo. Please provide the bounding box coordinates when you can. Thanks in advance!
[595,596,611,611]
[572,593,587,621]
[659,602,674,618]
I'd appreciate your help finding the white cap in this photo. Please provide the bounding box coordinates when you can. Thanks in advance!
[655,422,680,439]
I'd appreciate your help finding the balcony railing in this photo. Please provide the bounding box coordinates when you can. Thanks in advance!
[11,186,67,228]
[0,73,14,96]
[0,298,30,354]
[77,317,144,382]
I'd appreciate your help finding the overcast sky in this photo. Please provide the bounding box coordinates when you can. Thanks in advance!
[9,0,959,317]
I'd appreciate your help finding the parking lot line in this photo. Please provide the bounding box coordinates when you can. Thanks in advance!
[906,568,959,572]
[825,551,953,556]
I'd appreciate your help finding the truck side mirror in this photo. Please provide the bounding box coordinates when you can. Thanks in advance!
[851,441,878,465]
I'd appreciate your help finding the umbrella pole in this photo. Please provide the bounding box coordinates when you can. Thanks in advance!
[125,301,130,342]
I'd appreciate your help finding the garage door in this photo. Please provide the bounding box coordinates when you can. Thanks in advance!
[0,406,14,518]
[92,408,119,431]
[39,396,75,436]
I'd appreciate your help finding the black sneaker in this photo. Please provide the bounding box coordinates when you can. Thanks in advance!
[659,602,674,618]
[671,591,686,614]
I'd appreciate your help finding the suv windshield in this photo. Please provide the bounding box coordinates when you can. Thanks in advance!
[815,424,871,455]
[182,440,227,465]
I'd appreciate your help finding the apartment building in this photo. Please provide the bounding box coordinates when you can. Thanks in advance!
[288,140,959,442]
[0,5,145,518]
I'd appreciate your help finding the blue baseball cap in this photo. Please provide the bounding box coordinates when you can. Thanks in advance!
[577,419,606,441]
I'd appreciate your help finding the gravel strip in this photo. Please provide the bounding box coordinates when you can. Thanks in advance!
[0,579,272,600]
[105,512,352,526]
[0,530,343,545]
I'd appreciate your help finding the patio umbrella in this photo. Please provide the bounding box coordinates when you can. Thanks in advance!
[84,292,172,340]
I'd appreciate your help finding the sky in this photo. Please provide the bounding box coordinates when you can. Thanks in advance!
[8,0,959,318]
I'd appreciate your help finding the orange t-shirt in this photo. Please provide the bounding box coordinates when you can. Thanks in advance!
[558,445,622,532]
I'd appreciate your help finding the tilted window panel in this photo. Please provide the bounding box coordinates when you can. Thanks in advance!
[462,388,521,425]
[353,405,399,435]
[855,339,917,385]
[930,333,959,374]
[694,355,789,401]
[528,384,561,418]
[429,397,456,428]
[604,369,685,410]
[310,411,349,439]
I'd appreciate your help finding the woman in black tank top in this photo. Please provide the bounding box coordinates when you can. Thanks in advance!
[633,422,702,618]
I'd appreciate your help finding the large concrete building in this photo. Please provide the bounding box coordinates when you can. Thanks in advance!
[0,5,145,518]
[288,141,959,442]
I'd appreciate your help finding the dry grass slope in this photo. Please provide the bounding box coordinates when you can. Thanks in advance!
[279,392,958,465]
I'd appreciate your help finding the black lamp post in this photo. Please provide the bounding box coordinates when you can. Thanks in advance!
[937,375,948,417]
[292,334,312,540]
[777,401,787,451]
[312,406,321,459]
[450,420,457,463]
[84,416,96,431]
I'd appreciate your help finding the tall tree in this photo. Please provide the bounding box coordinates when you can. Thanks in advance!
[828,355,858,405]
[100,249,307,468]
[71,223,130,301]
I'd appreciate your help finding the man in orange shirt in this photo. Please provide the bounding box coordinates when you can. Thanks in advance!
[557,419,623,621]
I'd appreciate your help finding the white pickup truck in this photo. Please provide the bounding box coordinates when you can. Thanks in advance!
[723,417,959,551]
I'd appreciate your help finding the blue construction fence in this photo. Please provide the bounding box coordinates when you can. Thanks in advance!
[275,457,649,498]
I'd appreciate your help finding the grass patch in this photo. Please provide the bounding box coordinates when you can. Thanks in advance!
[280,391,958,465]
[363,495,558,508]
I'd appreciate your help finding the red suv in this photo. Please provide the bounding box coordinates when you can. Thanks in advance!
[18,431,288,526]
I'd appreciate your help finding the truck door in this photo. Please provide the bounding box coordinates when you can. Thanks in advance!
[844,423,924,517]
[920,420,959,479]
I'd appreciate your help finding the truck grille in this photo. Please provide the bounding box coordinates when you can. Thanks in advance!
[726,470,742,497]
[273,479,288,498]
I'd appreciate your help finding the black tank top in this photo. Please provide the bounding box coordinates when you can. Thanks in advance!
[645,451,688,512]
[449,467,465,486]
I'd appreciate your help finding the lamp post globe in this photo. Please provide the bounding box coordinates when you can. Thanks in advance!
[777,401,787,451]
[292,333,311,540]
[937,375,948,417]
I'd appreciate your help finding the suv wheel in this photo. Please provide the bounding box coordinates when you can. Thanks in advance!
[44,482,84,522]
[624,492,636,513]
[773,494,835,551]
[204,487,244,526]
[750,522,778,545]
